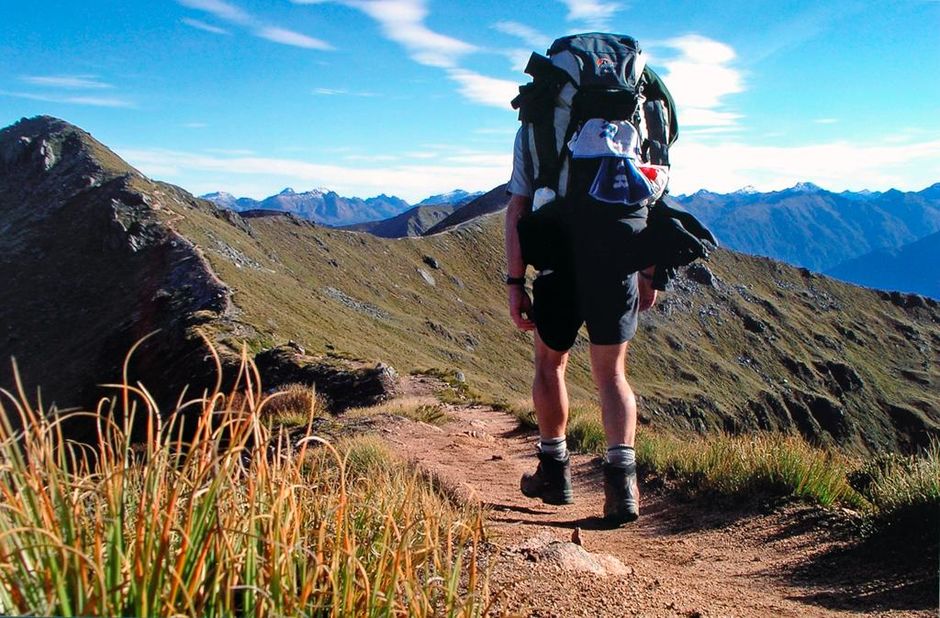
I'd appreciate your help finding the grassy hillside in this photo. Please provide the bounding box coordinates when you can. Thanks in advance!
[3,116,937,453]
[163,191,940,452]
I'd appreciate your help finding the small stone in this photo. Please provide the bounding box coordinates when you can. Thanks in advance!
[417,268,436,286]
[686,263,715,286]
[422,255,440,269]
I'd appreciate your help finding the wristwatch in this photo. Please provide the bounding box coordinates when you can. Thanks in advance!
[505,275,526,286]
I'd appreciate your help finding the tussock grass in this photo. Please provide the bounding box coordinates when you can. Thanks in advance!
[346,397,452,426]
[849,444,940,537]
[512,400,864,508]
[259,381,327,427]
[0,347,489,617]
[636,432,866,508]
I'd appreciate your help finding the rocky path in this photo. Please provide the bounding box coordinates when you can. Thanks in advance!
[373,380,935,617]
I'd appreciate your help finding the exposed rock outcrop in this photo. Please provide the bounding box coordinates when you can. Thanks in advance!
[0,117,237,418]
[255,345,397,412]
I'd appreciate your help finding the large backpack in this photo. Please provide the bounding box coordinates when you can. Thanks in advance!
[512,33,683,276]
[512,32,678,203]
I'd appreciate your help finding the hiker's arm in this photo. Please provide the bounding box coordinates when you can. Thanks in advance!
[505,194,534,330]
[638,266,657,311]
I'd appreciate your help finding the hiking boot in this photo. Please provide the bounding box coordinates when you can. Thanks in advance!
[520,451,573,505]
[603,461,639,525]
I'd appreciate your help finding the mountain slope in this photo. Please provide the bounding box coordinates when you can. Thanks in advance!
[3,117,938,453]
[342,203,456,237]
[0,116,233,415]
[827,230,940,298]
[424,183,510,234]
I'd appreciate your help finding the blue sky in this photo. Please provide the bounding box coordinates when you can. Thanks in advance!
[2,0,939,202]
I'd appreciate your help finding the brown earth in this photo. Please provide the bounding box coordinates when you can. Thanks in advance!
[370,377,937,617]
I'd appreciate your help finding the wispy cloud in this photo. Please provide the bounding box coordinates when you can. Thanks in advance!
[256,26,331,50]
[178,0,332,50]
[116,146,511,202]
[295,0,521,109]
[670,138,940,194]
[20,75,113,89]
[446,69,517,109]
[178,0,251,24]
[345,0,476,68]
[181,17,230,35]
[183,122,208,128]
[814,118,838,124]
[492,21,551,49]
[0,90,134,108]
[654,35,743,128]
[312,87,377,96]
[559,0,620,29]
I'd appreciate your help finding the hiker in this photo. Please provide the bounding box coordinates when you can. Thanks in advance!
[504,33,712,526]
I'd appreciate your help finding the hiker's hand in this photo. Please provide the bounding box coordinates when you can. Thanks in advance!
[638,267,657,312]
[508,285,535,331]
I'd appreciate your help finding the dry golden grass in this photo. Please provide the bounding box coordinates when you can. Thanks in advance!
[0,344,491,617]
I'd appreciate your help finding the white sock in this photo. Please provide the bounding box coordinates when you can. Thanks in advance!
[539,436,568,461]
[606,444,635,469]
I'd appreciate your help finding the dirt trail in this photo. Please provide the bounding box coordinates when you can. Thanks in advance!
[374,378,935,617]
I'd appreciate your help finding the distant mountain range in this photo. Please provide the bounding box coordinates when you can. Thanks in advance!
[204,180,940,298]
[674,182,940,274]
[202,188,482,228]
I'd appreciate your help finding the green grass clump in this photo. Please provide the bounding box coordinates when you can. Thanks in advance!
[566,405,607,454]
[412,368,484,406]
[346,397,452,426]
[849,444,940,537]
[635,432,866,508]
[259,381,327,427]
[0,354,489,617]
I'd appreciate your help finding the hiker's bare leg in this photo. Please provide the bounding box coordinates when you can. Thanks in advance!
[533,331,569,438]
[589,342,636,447]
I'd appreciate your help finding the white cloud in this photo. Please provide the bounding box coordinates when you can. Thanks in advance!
[669,138,940,195]
[178,0,251,25]
[313,87,377,96]
[559,0,620,29]
[256,26,332,50]
[0,90,134,108]
[344,0,476,68]
[181,17,230,35]
[493,21,551,49]
[446,69,518,109]
[179,0,331,51]
[655,35,743,128]
[116,146,510,202]
[20,75,113,89]
[680,108,742,128]
[294,0,522,110]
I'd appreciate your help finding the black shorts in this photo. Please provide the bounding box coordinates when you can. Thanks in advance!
[530,200,647,352]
